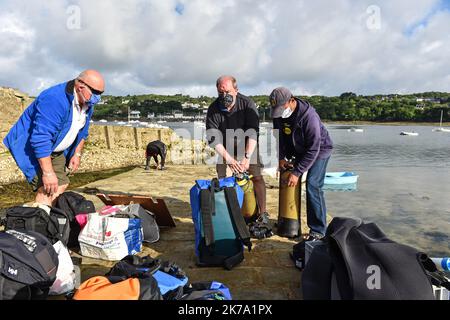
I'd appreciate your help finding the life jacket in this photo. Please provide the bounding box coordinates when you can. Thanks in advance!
[190,177,252,270]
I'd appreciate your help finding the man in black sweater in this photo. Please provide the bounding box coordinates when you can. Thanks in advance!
[205,75,272,238]
[145,140,167,170]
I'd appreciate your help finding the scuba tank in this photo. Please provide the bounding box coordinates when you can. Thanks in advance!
[235,173,258,221]
[278,162,301,238]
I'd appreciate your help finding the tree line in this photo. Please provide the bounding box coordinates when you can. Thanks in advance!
[94,92,450,122]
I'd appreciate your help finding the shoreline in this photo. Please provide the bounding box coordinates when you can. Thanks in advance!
[324,120,450,126]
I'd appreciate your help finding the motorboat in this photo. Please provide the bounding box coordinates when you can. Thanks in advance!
[348,127,364,133]
[400,131,419,136]
[324,172,358,185]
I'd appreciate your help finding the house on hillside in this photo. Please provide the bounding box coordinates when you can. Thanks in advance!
[130,110,141,119]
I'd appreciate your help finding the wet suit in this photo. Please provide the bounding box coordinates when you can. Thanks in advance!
[145,140,167,170]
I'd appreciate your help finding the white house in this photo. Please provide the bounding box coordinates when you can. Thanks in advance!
[130,110,141,119]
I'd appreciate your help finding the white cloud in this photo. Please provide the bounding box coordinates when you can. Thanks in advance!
[0,0,448,97]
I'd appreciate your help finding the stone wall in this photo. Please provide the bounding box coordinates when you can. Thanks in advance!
[0,86,214,185]
[0,87,34,153]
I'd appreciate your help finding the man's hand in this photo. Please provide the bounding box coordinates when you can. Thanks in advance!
[279,159,294,171]
[42,172,59,195]
[240,157,250,172]
[227,158,243,174]
[287,173,299,187]
[68,154,81,174]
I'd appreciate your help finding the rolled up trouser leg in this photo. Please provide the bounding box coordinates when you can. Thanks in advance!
[277,169,301,238]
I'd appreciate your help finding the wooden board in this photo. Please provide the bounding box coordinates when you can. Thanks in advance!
[96,193,176,228]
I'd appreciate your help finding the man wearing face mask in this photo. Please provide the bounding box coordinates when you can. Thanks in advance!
[3,70,105,206]
[270,87,333,241]
[206,75,273,239]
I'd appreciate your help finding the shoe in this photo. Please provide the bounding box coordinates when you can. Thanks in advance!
[248,212,273,239]
[305,233,324,242]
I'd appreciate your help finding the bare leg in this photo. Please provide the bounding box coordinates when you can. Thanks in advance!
[35,184,68,206]
[252,175,267,214]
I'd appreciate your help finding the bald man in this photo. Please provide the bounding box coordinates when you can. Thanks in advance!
[4,70,105,206]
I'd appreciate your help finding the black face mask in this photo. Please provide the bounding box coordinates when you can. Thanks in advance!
[219,93,234,111]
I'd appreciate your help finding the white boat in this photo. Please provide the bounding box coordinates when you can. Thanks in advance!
[433,110,450,132]
[194,121,205,127]
[157,120,167,124]
[99,119,107,123]
[325,172,359,185]
[117,121,126,125]
[348,127,364,133]
[400,131,419,136]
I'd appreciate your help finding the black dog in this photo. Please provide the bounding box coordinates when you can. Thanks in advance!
[145,140,167,170]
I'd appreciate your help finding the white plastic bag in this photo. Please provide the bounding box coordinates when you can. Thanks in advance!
[78,212,143,261]
[49,241,75,295]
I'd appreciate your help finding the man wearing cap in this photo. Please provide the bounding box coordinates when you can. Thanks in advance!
[206,75,273,239]
[269,87,333,240]
[4,70,105,206]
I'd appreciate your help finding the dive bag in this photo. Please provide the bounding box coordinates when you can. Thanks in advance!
[190,177,252,270]
[4,205,70,246]
[0,230,59,300]
[54,191,96,248]
[302,217,448,300]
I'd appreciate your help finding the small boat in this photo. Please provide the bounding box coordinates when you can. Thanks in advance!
[324,172,358,185]
[99,119,107,123]
[400,131,419,136]
[348,127,364,133]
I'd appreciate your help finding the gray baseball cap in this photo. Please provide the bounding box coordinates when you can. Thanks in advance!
[269,87,293,118]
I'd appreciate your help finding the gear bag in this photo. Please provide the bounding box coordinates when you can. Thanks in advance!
[4,205,70,246]
[54,191,96,248]
[302,217,449,300]
[0,230,59,300]
[190,177,252,270]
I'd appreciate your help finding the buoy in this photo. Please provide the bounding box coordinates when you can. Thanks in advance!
[277,168,301,238]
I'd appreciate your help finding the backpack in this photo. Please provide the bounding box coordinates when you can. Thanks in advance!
[0,230,59,300]
[54,191,96,248]
[106,255,189,300]
[190,177,252,270]
[72,275,162,300]
[4,206,70,246]
[182,281,232,300]
[302,217,448,300]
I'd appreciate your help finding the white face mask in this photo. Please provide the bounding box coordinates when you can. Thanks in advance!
[281,106,294,118]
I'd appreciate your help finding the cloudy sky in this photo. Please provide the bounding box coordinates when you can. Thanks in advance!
[0,0,449,97]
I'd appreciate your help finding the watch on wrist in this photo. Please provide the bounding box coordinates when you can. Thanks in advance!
[244,152,251,159]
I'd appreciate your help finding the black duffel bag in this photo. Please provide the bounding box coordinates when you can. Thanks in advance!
[54,191,96,248]
[0,229,59,300]
[4,206,70,246]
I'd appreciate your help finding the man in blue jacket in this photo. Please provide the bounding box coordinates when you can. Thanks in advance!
[270,87,333,240]
[3,70,105,206]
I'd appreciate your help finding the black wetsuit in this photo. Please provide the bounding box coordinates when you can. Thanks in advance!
[145,140,167,169]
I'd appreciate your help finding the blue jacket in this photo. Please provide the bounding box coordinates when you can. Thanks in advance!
[3,80,94,182]
[273,98,333,176]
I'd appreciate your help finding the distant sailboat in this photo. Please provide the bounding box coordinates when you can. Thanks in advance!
[433,110,450,133]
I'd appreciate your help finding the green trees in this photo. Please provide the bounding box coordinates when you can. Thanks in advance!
[92,92,450,122]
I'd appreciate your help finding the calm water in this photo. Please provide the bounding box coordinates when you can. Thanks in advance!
[323,125,450,257]
[95,121,450,256]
